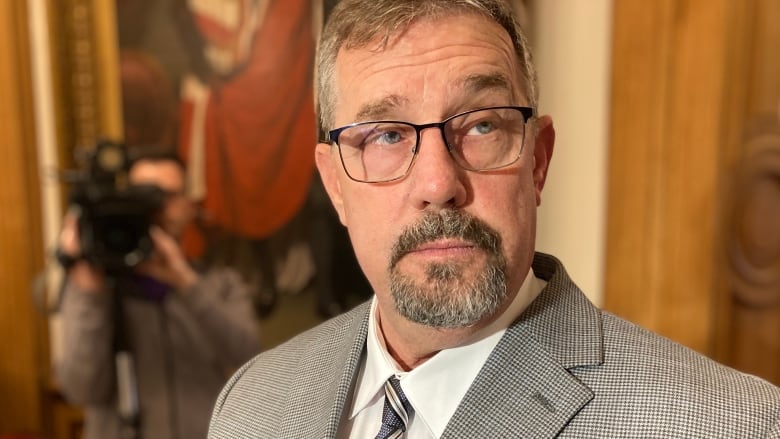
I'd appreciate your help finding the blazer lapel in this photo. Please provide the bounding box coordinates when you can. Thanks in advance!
[278,302,371,439]
[442,253,602,438]
[442,326,594,438]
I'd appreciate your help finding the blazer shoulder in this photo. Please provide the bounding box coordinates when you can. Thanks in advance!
[260,301,370,367]
[600,309,778,391]
[575,310,780,437]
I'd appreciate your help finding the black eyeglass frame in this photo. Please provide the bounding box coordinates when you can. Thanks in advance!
[327,105,535,183]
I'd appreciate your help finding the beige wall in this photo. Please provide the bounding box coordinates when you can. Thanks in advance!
[533,0,613,305]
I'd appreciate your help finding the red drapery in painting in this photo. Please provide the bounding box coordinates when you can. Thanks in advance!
[179,0,316,246]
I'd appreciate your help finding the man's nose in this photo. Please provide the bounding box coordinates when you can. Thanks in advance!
[407,128,467,210]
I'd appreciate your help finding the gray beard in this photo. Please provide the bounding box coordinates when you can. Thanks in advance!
[388,210,507,328]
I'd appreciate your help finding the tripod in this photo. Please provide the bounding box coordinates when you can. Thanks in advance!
[110,276,141,439]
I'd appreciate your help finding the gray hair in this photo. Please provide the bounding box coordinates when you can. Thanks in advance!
[315,0,538,134]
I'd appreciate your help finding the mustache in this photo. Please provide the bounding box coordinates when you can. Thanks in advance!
[390,209,501,267]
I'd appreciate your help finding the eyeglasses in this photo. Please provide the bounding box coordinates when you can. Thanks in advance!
[328,106,534,183]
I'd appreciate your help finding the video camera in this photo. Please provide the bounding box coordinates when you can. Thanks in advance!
[67,140,166,275]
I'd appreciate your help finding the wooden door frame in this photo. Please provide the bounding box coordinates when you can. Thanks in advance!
[0,0,47,434]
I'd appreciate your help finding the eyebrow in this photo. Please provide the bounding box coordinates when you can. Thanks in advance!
[354,95,409,122]
[460,72,514,97]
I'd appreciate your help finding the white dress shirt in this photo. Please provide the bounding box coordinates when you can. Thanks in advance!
[340,268,547,438]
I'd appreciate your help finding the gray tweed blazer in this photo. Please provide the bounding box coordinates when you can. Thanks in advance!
[209,253,780,438]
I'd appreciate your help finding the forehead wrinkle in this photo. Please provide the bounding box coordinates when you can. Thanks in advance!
[337,17,521,125]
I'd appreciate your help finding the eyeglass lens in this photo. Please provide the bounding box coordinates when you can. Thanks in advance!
[336,107,527,183]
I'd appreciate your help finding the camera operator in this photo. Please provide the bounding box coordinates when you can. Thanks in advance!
[55,148,261,439]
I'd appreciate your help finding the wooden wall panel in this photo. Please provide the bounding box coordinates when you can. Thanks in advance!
[606,0,780,384]
[0,0,47,435]
[715,0,780,383]
[605,0,735,353]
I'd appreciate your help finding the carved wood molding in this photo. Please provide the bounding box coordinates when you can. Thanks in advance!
[67,0,99,147]
[727,113,780,308]
[49,0,122,154]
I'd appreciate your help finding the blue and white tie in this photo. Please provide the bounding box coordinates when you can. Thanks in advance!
[375,376,413,439]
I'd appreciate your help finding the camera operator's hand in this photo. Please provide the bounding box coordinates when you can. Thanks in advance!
[58,208,106,293]
[136,225,199,291]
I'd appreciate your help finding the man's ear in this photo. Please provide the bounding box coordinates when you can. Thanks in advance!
[315,143,347,225]
[531,115,555,206]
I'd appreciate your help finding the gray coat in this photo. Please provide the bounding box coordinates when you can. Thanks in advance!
[57,267,260,439]
[209,253,780,438]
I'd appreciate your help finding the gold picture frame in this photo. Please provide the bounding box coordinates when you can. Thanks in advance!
[48,0,123,158]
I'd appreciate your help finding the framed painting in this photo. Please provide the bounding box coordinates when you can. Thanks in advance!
[47,0,369,332]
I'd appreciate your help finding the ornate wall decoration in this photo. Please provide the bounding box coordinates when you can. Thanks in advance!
[728,110,780,308]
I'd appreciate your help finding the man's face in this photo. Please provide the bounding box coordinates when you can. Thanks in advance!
[316,13,554,329]
[129,159,194,238]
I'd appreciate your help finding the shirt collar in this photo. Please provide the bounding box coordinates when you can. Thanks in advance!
[349,267,547,436]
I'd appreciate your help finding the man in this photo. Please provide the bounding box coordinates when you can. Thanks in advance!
[208,1,780,438]
[57,148,260,439]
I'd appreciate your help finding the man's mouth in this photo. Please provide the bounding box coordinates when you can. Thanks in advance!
[404,239,478,258]
[389,210,501,269]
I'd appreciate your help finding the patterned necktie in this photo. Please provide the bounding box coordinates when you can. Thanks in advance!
[375,376,413,439]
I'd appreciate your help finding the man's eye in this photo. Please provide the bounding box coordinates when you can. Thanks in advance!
[368,129,404,145]
[467,121,496,135]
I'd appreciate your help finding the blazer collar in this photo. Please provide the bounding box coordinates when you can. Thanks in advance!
[522,252,604,369]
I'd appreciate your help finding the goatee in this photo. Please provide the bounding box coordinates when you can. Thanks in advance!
[388,209,507,328]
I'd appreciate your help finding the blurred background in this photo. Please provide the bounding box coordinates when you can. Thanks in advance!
[1,0,778,437]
